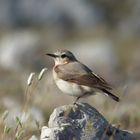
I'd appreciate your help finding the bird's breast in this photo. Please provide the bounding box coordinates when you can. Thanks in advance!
[53,69,93,97]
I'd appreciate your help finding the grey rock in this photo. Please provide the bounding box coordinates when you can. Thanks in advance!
[40,103,139,140]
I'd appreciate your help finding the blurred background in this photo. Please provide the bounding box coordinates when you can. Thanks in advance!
[0,0,140,138]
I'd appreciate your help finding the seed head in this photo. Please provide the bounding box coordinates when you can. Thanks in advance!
[38,68,48,81]
[27,72,35,86]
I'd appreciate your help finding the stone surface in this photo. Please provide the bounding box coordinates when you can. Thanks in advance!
[29,135,38,140]
[40,103,139,140]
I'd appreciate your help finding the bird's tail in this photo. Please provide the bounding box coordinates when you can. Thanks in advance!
[101,88,120,102]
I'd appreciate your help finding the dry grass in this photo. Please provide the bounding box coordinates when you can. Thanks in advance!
[0,68,47,140]
[0,36,140,139]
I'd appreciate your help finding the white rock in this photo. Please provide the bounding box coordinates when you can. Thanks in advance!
[29,135,38,140]
[40,126,53,140]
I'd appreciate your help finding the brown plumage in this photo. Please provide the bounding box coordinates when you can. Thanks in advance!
[54,61,119,102]
[47,50,120,102]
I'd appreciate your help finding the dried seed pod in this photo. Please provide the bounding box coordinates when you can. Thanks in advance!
[38,68,48,81]
[27,72,35,86]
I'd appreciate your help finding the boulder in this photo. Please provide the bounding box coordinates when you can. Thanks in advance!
[40,103,140,140]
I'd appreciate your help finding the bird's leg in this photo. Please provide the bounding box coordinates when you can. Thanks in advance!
[73,96,81,105]
[73,92,91,105]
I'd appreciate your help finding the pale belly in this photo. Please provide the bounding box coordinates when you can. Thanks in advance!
[55,79,93,97]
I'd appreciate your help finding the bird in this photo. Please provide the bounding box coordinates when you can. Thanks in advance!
[46,49,119,103]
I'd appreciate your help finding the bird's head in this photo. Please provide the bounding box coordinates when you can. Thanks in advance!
[46,50,77,65]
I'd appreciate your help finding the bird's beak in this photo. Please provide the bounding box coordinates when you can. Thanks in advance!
[46,53,58,58]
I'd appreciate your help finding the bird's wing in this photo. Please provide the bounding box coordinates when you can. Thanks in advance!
[55,62,112,90]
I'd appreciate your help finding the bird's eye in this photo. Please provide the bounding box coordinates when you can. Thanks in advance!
[61,54,67,58]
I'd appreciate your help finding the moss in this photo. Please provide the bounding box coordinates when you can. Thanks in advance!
[85,120,94,132]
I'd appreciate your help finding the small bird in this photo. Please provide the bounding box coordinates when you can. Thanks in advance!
[46,50,119,103]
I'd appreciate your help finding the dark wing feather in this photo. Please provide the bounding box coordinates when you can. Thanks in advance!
[62,73,112,90]
[55,62,112,90]
[101,88,120,102]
